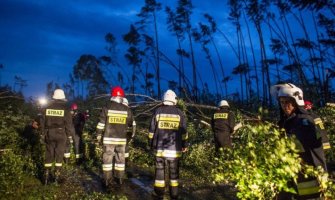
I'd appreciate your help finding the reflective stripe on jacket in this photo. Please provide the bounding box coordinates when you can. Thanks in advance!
[149,105,187,157]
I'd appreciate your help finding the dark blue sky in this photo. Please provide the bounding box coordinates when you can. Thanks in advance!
[1,0,330,101]
[0,0,238,99]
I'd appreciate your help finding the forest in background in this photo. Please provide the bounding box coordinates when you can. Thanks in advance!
[1,0,335,199]
[1,0,334,107]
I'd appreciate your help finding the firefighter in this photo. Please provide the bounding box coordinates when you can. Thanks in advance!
[22,119,43,178]
[70,103,86,165]
[149,89,188,200]
[40,89,74,184]
[122,98,136,163]
[211,100,235,151]
[96,86,135,189]
[304,100,331,151]
[271,83,327,199]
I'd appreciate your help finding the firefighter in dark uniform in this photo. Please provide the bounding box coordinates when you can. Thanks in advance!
[96,86,135,189]
[149,89,188,200]
[40,89,74,184]
[271,83,327,200]
[304,100,331,151]
[211,100,235,151]
[122,98,136,164]
[70,103,86,165]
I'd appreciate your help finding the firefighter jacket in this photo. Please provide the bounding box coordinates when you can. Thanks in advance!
[96,101,134,145]
[149,105,188,158]
[279,108,327,169]
[211,107,235,148]
[278,108,327,198]
[211,108,235,134]
[72,111,86,134]
[308,111,331,151]
[40,100,74,137]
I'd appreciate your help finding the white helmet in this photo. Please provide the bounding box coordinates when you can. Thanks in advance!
[162,89,177,105]
[270,83,304,106]
[218,100,229,107]
[52,89,66,100]
[122,98,129,106]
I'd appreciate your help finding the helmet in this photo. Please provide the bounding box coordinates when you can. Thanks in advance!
[162,89,177,105]
[304,100,313,110]
[71,103,78,111]
[122,98,129,106]
[111,86,125,97]
[218,100,229,107]
[52,89,66,100]
[271,83,304,106]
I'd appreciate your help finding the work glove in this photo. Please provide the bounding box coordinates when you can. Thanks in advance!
[39,134,46,145]
[68,136,74,144]
[96,134,102,146]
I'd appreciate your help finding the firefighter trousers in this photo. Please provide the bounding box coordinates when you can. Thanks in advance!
[64,131,84,161]
[73,130,84,159]
[44,128,67,168]
[102,144,126,181]
[154,157,179,199]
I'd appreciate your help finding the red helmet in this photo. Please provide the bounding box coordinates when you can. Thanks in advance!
[304,100,313,110]
[111,86,125,97]
[71,103,78,111]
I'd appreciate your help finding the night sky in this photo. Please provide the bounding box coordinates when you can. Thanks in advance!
[0,0,330,101]
[0,0,238,99]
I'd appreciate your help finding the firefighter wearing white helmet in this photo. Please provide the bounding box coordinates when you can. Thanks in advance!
[211,100,235,151]
[162,89,177,105]
[40,88,74,184]
[271,83,327,199]
[52,89,66,100]
[149,89,188,199]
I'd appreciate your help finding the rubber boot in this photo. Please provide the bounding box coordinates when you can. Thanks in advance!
[76,157,83,166]
[103,171,113,190]
[44,169,50,185]
[170,186,179,200]
[115,177,123,185]
[64,158,70,165]
[54,168,61,184]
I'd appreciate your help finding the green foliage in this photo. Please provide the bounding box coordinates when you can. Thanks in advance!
[0,150,25,196]
[317,106,335,162]
[128,130,155,168]
[181,123,215,185]
[302,165,335,199]
[212,123,301,199]
[0,106,29,150]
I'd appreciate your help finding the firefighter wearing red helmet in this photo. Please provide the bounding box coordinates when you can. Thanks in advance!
[271,83,327,199]
[40,89,75,184]
[96,86,135,189]
[303,100,331,151]
[149,90,188,200]
[64,103,86,165]
[304,100,313,110]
